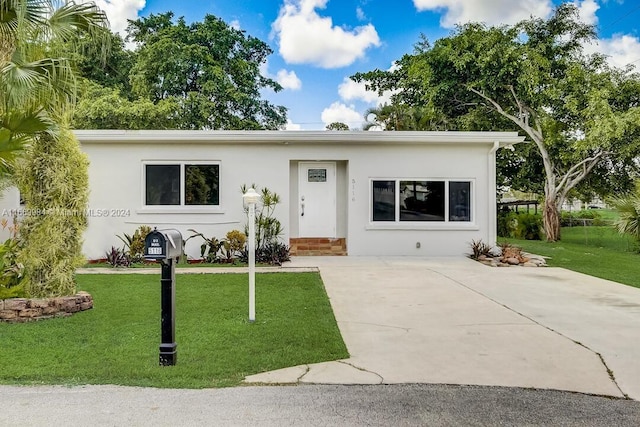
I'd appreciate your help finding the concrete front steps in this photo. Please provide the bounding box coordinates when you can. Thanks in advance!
[289,238,347,256]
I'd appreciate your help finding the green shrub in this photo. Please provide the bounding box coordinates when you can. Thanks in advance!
[15,129,88,298]
[117,225,152,262]
[514,213,543,240]
[185,230,223,262]
[497,210,518,237]
[241,184,290,265]
[221,230,246,261]
[0,218,25,299]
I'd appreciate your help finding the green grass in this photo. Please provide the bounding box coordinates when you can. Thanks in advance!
[0,273,348,388]
[503,226,640,289]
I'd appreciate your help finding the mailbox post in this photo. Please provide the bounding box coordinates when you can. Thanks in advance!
[144,228,183,366]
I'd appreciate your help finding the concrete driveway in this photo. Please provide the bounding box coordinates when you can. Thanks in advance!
[246,257,640,400]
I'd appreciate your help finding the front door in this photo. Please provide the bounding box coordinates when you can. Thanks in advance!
[298,162,336,237]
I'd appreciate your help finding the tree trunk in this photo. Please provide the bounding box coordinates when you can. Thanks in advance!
[543,198,561,242]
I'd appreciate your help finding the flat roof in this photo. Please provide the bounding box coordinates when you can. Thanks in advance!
[73,130,525,147]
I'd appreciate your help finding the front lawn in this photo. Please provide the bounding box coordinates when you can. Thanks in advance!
[504,226,640,289]
[0,273,348,388]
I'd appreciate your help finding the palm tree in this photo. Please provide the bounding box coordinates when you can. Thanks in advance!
[0,0,108,178]
[363,104,448,131]
[609,182,640,243]
[1,1,109,298]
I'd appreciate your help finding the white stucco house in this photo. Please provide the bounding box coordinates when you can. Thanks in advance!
[0,130,524,259]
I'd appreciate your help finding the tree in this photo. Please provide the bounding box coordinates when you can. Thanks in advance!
[1,0,108,297]
[0,1,101,179]
[325,122,350,131]
[353,4,640,241]
[73,80,180,129]
[112,12,287,130]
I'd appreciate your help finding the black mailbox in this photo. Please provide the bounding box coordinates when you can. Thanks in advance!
[144,228,183,261]
[144,227,183,366]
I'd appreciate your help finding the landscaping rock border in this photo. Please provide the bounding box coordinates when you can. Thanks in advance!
[475,253,547,268]
[0,291,93,323]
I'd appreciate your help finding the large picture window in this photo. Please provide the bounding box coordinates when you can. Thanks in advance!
[145,163,219,206]
[371,179,472,223]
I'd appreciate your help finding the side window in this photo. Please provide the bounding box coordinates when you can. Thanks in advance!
[371,179,472,223]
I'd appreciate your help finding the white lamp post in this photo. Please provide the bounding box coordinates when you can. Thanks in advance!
[243,188,260,322]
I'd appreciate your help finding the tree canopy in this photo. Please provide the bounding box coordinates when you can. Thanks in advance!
[353,4,640,240]
[72,12,288,130]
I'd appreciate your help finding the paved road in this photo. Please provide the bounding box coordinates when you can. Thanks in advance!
[1,384,639,426]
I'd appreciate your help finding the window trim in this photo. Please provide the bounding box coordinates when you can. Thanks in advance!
[369,178,476,229]
[139,160,222,213]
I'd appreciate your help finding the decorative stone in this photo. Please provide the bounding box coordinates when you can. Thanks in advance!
[18,308,42,318]
[4,298,27,311]
[28,299,49,309]
[523,262,538,267]
[0,310,17,320]
[505,257,521,265]
[1,292,94,323]
[42,306,59,315]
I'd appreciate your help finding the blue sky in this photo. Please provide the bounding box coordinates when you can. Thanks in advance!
[92,0,640,129]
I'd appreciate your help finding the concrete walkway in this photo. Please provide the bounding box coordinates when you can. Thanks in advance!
[245,257,640,400]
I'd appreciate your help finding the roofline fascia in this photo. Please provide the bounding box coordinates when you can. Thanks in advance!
[73,130,526,147]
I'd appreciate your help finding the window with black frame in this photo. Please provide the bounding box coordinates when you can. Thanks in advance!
[145,163,219,206]
[372,179,472,223]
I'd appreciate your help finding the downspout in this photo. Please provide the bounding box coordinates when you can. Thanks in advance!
[488,142,500,248]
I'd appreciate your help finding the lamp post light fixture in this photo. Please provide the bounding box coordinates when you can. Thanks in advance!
[243,187,260,323]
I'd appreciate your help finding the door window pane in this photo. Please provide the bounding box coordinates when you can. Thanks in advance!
[449,181,471,221]
[308,169,327,182]
[372,180,396,221]
[185,164,219,205]
[146,165,180,205]
[400,181,445,221]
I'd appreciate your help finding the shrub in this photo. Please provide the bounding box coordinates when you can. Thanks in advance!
[221,230,246,262]
[514,213,543,240]
[469,239,492,259]
[497,210,518,237]
[0,218,25,299]
[185,230,224,263]
[241,184,290,265]
[15,129,88,298]
[117,225,152,262]
[497,211,542,240]
[105,246,131,268]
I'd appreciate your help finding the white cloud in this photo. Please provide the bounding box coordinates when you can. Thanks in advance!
[284,119,302,130]
[321,102,363,129]
[88,0,146,35]
[356,7,366,21]
[229,19,241,30]
[272,0,381,68]
[276,69,302,90]
[338,77,379,103]
[574,0,599,25]
[585,34,640,70]
[412,0,553,27]
[337,63,399,106]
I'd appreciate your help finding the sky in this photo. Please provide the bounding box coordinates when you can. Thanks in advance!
[89,0,640,130]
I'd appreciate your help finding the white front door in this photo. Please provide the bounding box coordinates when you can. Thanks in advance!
[299,162,336,237]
